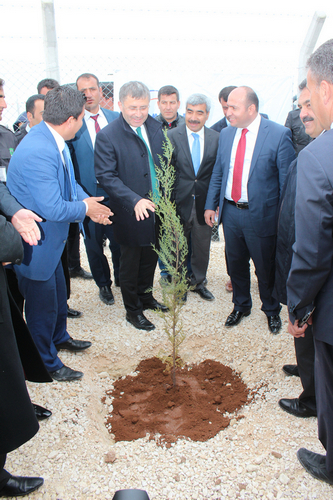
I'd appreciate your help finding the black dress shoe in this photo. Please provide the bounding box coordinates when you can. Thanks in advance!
[69,267,93,279]
[55,337,92,352]
[268,314,282,334]
[126,312,155,331]
[192,286,215,301]
[33,403,52,421]
[67,306,83,319]
[0,475,44,497]
[278,398,317,418]
[225,309,251,327]
[99,285,115,305]
[143,299,169,312]
[50,365,84,381]
[282,364,300,377]
[297,448,333,485]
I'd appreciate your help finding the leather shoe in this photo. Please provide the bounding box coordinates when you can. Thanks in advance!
[143,299,168,312]
[192,286,215,301]
[126,312,155,331]
[55,337,92,352]
[279,398,317,418]
[69,267,93,279]
[282,364,300,377]
[99,285,115,305]
[33,403,52,421]
[297,448,333,485]
[67,306,82,319]
[50,365,84,381]
[0,475,44,497]
[225,309,251,327]
[268,314,282,334]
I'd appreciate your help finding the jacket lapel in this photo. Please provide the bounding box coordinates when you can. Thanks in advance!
[248,118,268,180]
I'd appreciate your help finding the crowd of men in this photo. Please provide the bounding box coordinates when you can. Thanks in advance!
[1,38,333,496]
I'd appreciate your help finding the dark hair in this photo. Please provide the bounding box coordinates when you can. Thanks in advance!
[158,85,180,101]
[298,79,307,91]
[307,39,333,85]
[43,85,85,125]
[26,94,45,114]
[37,78,59,94]
[0,78,4,88]
[218,86,237,102]
[76,73,100,88]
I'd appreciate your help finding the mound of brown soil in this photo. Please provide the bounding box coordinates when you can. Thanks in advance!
[104,357,249,445]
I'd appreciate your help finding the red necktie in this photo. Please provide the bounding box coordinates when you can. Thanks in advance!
[91,114,101,133]
[231,128,248,202]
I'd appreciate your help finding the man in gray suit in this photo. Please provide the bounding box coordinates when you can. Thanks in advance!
[168,94,219,300]
[287,38,333,485]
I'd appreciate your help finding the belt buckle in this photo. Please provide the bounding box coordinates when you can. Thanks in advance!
[236,202,244,209]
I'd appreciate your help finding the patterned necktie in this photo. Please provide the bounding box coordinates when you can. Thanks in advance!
[63,144,85,236]
[91,114,101,133]
[191,133,200,176]
[231,128,248,202]
[136,126,159,199]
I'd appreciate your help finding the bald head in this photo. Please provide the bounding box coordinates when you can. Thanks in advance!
[227,86,259,128]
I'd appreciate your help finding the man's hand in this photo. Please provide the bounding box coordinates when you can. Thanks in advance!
[134,199,155,221]
[204,209,216,227]
[288,318,310,338]
[85,197,113,225]
[11,209,42,246]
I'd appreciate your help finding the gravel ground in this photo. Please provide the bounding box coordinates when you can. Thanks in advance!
[7,237,333,499]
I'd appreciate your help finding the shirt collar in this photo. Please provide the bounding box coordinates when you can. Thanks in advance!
[45,121,65,153]
[186,125,205,140]
[84,107,101,121]
[245,113,261,134]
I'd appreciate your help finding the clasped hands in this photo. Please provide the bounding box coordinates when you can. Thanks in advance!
[288,316,313,338]
[84,196,113,225]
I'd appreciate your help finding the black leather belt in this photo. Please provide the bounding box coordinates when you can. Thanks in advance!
[225,198,249,209]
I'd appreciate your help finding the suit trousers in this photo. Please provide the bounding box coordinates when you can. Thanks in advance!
[183,201,212,288]
[119,244,158,314]
[67,223,81,271]
[314,337,333,475]
[83,217,120,288]
[222,201,280,315]
[295,325,316,409]
[16,260,70,372]
[0,454,10,490]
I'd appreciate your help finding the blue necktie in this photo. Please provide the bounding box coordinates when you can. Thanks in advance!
[136,126,159,199]
[191,133,200,176]
[63,144,85,236]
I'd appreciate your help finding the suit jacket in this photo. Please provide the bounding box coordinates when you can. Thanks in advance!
[7,121,88,281]
[210,117,228,133]
[168,124,219,225]
[287,129,333,345]
[95,114,164,247]
[68,108,119,196]
[205,117,295,238]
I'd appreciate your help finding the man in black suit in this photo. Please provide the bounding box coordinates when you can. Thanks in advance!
[205,86,295,333]
[168,94,219,300]
[275,79,324,419]
[0,180,45,497]
[210,86,237,133]
[95,81,167,331]
[287,38,333,485]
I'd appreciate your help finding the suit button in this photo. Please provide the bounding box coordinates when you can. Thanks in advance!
[14,259,21,264]
[144,173,148,177]
[63,240,66,244]
[141,153,145,157]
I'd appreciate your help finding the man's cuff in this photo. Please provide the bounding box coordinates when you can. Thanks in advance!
[83,200,88,214]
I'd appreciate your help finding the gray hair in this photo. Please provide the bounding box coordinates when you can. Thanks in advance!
[119,81,150,103]
[307,39,333,85]
[186,93,211,113]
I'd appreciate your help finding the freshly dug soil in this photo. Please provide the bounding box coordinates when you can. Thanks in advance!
[104,357,249,445]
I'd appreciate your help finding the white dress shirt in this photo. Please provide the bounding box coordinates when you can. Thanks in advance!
[85,107,108,148]
[186,125,205,167]
[225,114,261,203]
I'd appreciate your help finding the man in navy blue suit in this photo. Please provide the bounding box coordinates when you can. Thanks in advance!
[7,85,112,381]
[69,73,120,306]
[205,86,295,333]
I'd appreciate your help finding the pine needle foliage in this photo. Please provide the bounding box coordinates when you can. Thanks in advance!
[151,130,190,387]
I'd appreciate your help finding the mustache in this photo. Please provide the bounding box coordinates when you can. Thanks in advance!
[188,120,201,125]
[302,116,314,123]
